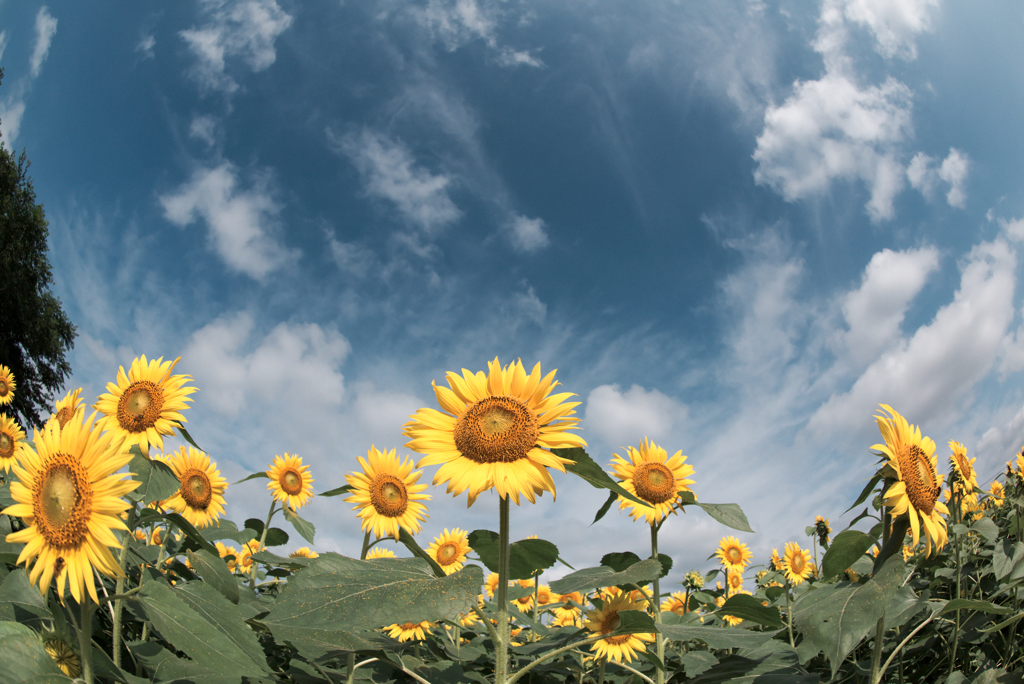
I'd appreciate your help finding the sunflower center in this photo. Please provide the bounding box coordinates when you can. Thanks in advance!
[954,454,974,483]
[632,462,676,504]
[400,622,419,630]
[116,381,165,433]
[281,469,303,495]
[0,380,8,395]
[437,542,459,565]
[181,469,213,509]
[454,396,540,465]
[790,554,805,575]
[726,547,742,563]
[0,432,12,459]
[370,474,409,517]
[729,573,742,589]
[899,444,939,515]
[34,455,92,550]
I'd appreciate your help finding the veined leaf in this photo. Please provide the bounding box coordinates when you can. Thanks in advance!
[938,599,1013,616]
[554,447,648,507]
[186,548,240,605]
[282,505,316,545]
[128,450,180,505]
[550,558,664,595]
[821,530,877,580]
[128,641,239,684]
[0,620,69,683]
[600,551,672,576]
[173,583,270,674]
[0,569,52,627]
[656,624,778,650]
[715,593,784,628]
[193,519,258,547]
[469,530,559,580]
[678,492,755,533]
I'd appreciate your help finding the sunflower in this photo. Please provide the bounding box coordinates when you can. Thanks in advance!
[3,411,139,603]
[266,453,315,511]
[583,591,655,663]
[782,542,813,585]
[536,584,558,609]
[385,621,432,643]
[949,441,979,505]
[216,542,238,572]
[290,547,319,559]
[682,570,705,591]
[52,388,84,429]
[484,572,502,599]
[814,516,832,544]
[0,364,15,405]
[161,446,228,529]
[403,358,586,506]
[366,547,396,559]
[554,590,584,621]
[714,595,743,626]
[427,527,472,575]
[553,611,581,628]
[715,536,752,572]
[769,548,782,571]
[0,413,26,474]
[872,405,949,556]
[513,578,535,612]
[726,568,744,594]
[345,446,430,540]
[457,610,482,628]
[987,481,1005,508]
[608,437,695,524]
[661,591,689,616]
[236,539,261,573]
[44,639,80,677]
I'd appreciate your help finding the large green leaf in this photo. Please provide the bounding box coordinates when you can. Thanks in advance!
[173,582,270,674]
[468,530,559,580]
[550,558,664,595]
[821,529,877,580]
[715,593,784,628]
[128,640,240,684]
[282,505,316,545]
[656,624,778,650]
[261,554,483,659]
[938,599,1013,616]
[553,447,648,507]
[0,480,14,508]
[678,492,755,533]
[0,621,69,683]
[993,540,1024,582]
[128,449,180,505]
[186,548,241,604]
[196,520,258,546]
[687,652,818,684]
[135,581,268,678]
[137,510,219,555]
[0,568,50,626]
[600,551,673,577]
[242,519,289,547]
[0,515,23,564]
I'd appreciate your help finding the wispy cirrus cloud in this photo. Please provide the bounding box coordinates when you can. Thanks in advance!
[409,0,543,67]
[30,6,58,78]
[0,6,58,144]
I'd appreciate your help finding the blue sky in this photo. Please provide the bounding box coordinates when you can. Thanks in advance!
[3,0,1024,584]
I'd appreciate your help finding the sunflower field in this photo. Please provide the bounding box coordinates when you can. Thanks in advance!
[0,357,1023,684]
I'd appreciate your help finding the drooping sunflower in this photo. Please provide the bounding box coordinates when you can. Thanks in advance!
[948,441,979,505]
[403,358,586,506]
[0,413,26,474]
[715,536,752,572]
[384,621,432,643]
[782,542,813,585]
[94,356,197,457]
[427,527,472,575]
[3,411,139,603]
[0,364,15,405]
[162,446,228,529]
[266,453,315,511]
[290,547,319,559]
[872,405,949,556]
[682,570,705,591]
[44,639,81,677]
[52,388,84,429]
[583,591,656,663]
[814,516,832,544]
[366,547,396,559]
[345,446,430,539]
[608,437,695,524]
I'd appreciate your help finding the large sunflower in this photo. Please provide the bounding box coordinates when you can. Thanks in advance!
[0,413,26,474]
[715,536,752,572]
[52,388,84,429]
[583,590,655,663]
[608,437,695,524]
[403,358,586,506]
[344,446,430,540]
[94,355,197,457]
[0,364,15,406]
[267,453,315,511]
[872,405,949,556]
[3,411,139,603]
[948,441,979,505]
[782,542,813,585]
[162,446,228,529]
[426,527,471,575]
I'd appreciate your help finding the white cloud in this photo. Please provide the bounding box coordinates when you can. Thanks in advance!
[189,115,219,146]
[331,128,462,234]
[410,0,543,67]
[907,148,970,208]
[584,384,688,449]
[0,100,26,145]
[159,162,299,279]
[136,34,156,59]
[507,214,549,252]
[1000,217,1024,244]
[326,229,377,278]
[180,0,293,93]
[0,31,9,63]
[30,7,58,79]
[841,0,940,59]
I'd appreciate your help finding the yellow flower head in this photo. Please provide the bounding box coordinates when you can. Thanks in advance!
[94,355,197,457]
[512,578,535,612]
[782,542,813,585]
[427,527,472,574]
[726,568,744,594]
[0,413,26,474]
[163,446,229,529]
[266,453,314,510]
[216,542,238,572]
[3,411,139,603]
[289,547,319,559]
[52,388,85,429]
[44,639,80,678]
[0,364,15,405]
[583,591,655,663]
[484,572,501,599]
[987,480,1005,508]
[715,536,752,572]
[661,591,689,616]
[609,437,695,525]
[345,446,430,540]
[366,547,396,559]
[949,441,979,504]
[236,539,261,573]
[872,405,949,556]
[553,590,584,621]
[385,621,432,643]
[403,358,586,506]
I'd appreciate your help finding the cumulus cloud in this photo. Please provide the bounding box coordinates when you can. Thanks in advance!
[159,162,299,279]
[907,148,970,208]
[189,115,219,146]
[841,0,940,59]
[330,128,462,235]
[30,7,58,78]
[180,0,293,93]
[584,384,688,449]
[411,0,543,67]
[507,214,549,252]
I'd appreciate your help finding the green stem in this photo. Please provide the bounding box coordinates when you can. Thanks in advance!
[869,612,886,684]
[111,535,131,668]
[597,658,606,684]
[606,659,655,684]
[785,582,795,647]
[347,535,370,684]
[77,600,96,684]
[495,495,511,684]
[950,488,963,676]
[359,530,372,560]
[249,500,277,591]
[651,522,664,684]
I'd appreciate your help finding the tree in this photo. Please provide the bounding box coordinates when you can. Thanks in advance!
[0,67,76,429]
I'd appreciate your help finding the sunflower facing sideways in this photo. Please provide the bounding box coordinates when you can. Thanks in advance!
[161,446,229,529]
[583,590,656,664]
[948,441,979,506]
[609,437,695,524]
[52,388,84,429]
[3,411,139,603]
[344,446,430,540]
[94,355,197,457]
[267,453,315,511]
[872,405,949,556]
[426,527,472,575]
[0,364,15,405]
[403,357,586,506]
[0,413,26,474]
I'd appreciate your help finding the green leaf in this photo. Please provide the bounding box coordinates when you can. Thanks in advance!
[845,474,882,514]
[681,652,719,678]
[260,554,483,660]
[687,651,818,684]
[128,450,180,505]
[128,640,240,684]
[656,624,778,650]
[553,447,648,507]
[398,528,446,577]
[467,531,559,580]
[186,548,240,605]
[282,505,316,545]
[600,551,672,576]
[0,621,70,683]
[591,490,618,525]
[252,550,313,570]
[938,599,1013,616]
[821,529,877,580]
[317,484,353,497]
[971,516,1000,541]
[611,609,658,635]
[142,511,219,555]
[241,518,289,547]
[715,593,784,628]
[0,515,26,568]
[195,520,258,546]
[695,502,754,534]
[0,480,14,509]
[176,425,204,451]
[233,472,270,485]
[0,568,50,626]
[136,581,268,678]
[173,582,270,674]
[550,558,664,595]
[993,540,1024,581]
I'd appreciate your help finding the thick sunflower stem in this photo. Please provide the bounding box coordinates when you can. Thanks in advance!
[495,495,511,684]
[111,533,131,669]
[785,582,795,647]
[950,488,963,676]
[78,600,96,684]
[651,523,665,684]
[359,531,372,560]
[869,612,886,684]
[249,500,277,592]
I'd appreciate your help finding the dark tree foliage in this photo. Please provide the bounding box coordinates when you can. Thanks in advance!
[0,68,76,429]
